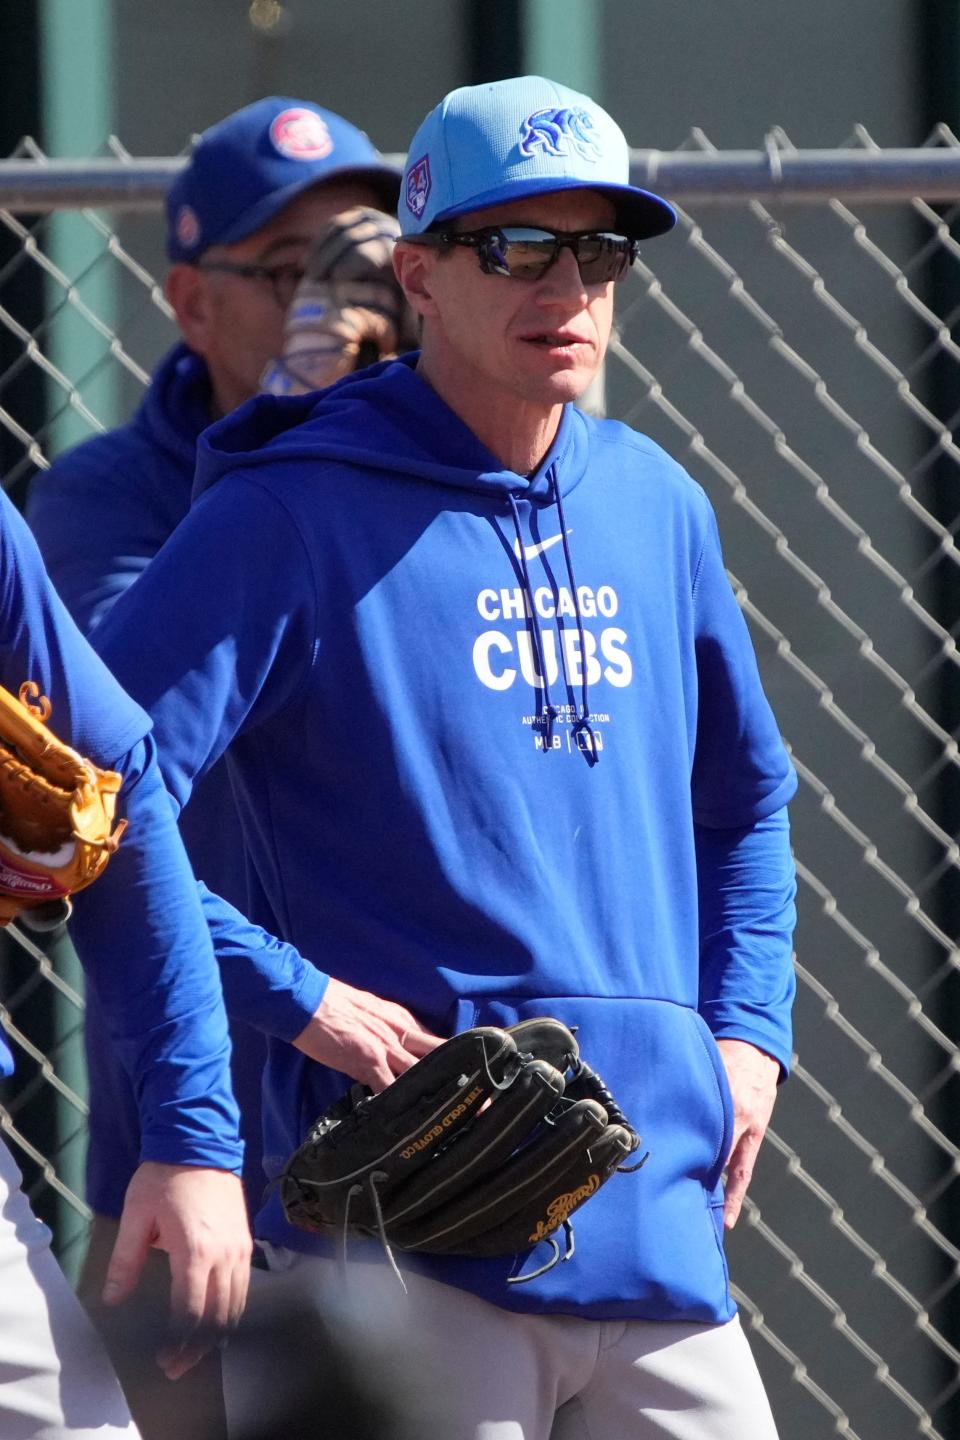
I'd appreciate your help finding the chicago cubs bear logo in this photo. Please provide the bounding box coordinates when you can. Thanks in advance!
[405,154,432,217]
[518,107,602,162]
[269,108,333,161]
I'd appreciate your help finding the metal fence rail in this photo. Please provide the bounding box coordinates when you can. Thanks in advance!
[6,131,960,207]
[2,130,959,1439]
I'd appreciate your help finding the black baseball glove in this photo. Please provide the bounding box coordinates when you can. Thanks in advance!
[280,1018,646,1283]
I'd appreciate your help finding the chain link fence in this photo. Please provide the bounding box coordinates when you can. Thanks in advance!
[2,130,959,1439]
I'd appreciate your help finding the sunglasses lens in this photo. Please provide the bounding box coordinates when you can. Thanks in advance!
[475,229,635,282]
[491,230,557,279]
[576,236,631,283]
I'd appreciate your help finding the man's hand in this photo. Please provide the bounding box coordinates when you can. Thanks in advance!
[716,1039,781,1230]
[293,976,441,1091]
[103,1162,252,1380]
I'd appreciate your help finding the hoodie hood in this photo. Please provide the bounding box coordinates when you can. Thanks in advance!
[140,342,214,466]
[195,355,601,756]
[194,353,591,506]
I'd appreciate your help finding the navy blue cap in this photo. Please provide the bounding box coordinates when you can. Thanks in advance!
[167,97,402,262]
[400,76,675,241]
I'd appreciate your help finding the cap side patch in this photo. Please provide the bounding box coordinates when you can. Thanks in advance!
[175,204,201,250]
[405,154,431,217]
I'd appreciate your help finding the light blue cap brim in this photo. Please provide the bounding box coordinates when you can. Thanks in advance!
[425,174,676,240]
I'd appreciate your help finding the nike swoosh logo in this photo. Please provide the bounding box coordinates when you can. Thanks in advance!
[513,531,571,561]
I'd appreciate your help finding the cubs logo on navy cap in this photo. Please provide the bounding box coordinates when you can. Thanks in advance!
[166,97,402,263]
[399,76,675,242]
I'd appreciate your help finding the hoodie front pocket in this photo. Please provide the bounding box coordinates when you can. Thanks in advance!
[416,992,737,1320]
[449,993,733,1198]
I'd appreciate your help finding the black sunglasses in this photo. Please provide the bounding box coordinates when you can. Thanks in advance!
[416,226,639,283]
[194,260,306,309]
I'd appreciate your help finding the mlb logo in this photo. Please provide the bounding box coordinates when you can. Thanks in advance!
[269,108,333,161]
[405,154,431,218]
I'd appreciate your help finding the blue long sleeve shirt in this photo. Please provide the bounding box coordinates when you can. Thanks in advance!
[0,489,242,1174]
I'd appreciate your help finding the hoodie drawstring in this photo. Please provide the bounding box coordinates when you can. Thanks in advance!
[550,469,599,765]
[507,491,559,748]
[506,468,599,765]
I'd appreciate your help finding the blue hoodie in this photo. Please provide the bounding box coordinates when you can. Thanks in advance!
[26,343,263,1214]
[93,354,797,1322]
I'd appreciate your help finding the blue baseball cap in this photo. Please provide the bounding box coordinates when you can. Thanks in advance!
[167,97,402,263]
[400,76,675,241]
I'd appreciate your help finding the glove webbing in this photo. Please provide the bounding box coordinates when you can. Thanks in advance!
[568,1059,648,1173]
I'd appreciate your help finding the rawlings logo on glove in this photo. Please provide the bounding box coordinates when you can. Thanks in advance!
[0,681,126,926]
[281,1018,646,1284]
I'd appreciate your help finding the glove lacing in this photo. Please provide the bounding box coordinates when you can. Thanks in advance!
[507,1220,576,1285]
[341,1171,408,1295]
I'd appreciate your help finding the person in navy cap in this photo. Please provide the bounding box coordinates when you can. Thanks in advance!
[161,97,402,414]
[84,77,795,1438]
[26,96,401,1440]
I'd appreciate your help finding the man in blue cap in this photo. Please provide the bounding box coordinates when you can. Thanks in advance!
[27,96,404,1440]
[86,77,795,1438]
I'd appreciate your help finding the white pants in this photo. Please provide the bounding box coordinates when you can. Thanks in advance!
[0,1140,139,1439]
[224,1248,779,1440]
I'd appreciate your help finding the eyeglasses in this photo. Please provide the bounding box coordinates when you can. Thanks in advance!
[194,260,306,308]
[416,226,639,283]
